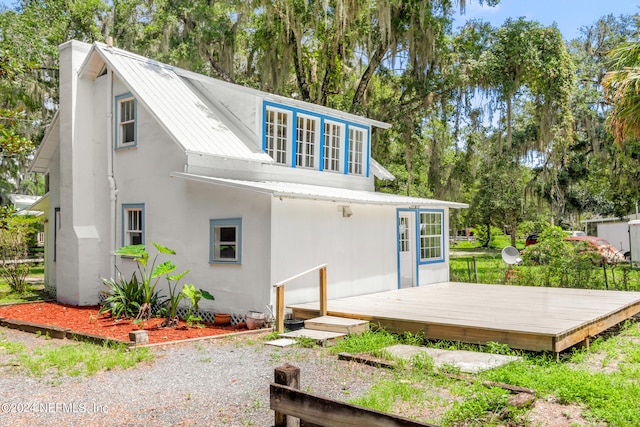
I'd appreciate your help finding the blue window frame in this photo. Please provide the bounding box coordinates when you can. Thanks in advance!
[262,101,370,176]
[210,218,242,264]
[418,209,444,264]
[122,203,145,246]
[114,93,137,150]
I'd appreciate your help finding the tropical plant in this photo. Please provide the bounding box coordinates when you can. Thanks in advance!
[181,284,214,327]
[159,269,190,328]
[98,271,143,319]
[114,242,177,321]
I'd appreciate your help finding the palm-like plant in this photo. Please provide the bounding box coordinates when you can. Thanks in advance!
[99,271,143,319]
[115,242,177,321]
[602,41,640,143]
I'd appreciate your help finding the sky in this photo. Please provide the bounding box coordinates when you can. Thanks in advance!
[457,0,639,40]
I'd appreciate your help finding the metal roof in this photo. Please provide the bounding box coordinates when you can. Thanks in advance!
[170,172,468,208]
[84,42,392,164]
[370,158,395,180]
[91,44,273,163]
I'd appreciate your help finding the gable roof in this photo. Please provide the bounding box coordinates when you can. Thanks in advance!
[81,43,273,163]
[79,42,392,166]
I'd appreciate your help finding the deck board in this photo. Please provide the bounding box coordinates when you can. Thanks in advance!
[288,282,640,353]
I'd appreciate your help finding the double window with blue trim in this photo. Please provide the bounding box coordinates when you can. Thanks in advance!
[263,102,369,176]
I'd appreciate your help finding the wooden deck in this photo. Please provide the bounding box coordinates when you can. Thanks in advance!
[288,282,640,353]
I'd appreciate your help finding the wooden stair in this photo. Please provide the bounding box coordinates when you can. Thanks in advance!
[278,315,369,345]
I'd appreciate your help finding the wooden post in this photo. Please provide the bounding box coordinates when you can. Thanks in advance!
[473,256,478,283]
[276,285,285,333]
[319,266,327,317]
[274,364,300,427]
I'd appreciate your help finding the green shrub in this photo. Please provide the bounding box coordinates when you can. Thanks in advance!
[0,210,40,293]
[99,270,144,319]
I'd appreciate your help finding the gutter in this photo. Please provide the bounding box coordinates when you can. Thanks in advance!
[107,65,118,279]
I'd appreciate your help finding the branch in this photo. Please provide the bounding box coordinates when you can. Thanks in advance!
[351,42,388,111]
[204,48,234,83]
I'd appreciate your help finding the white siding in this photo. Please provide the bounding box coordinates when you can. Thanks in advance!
[270,198,398,306]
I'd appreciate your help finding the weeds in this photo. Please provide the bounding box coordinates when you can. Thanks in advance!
[5,340,154,377]
[330,329,400,355]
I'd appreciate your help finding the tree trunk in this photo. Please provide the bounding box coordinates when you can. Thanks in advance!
[351,42,388,111]
[290,29,311,101]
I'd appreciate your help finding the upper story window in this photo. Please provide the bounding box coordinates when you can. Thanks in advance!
[115,93,137,150]
[348,127,365,175]
[419,210,444,263]
[262,101,369,176]
[296,115,318,169]
[122,203,144,246]
[323,121,342,172]
[265,108,289,165]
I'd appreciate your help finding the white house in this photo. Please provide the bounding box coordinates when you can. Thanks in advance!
[29,40,467,316]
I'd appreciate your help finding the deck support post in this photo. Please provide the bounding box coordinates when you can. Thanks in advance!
[275,285,285,333]
[319,266,327,317]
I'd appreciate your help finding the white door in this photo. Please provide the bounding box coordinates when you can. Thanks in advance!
[398,212,416,288]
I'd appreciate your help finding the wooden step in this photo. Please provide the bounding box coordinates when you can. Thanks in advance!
[279,328,346,345]
[304,315,369,335]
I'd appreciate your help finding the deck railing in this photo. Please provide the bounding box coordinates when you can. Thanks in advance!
[273,264,327,333]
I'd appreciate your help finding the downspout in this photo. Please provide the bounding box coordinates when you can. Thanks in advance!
[106,65,118,279]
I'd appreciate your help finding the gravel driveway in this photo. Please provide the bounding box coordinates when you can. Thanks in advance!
[0,328,382,427]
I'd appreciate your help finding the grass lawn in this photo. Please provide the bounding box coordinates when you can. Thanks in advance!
[0,266,48,304]
[328,321,640,426]
[450,249,640,291]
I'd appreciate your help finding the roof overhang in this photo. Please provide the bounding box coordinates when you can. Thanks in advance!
[370,158,395,180]
[23,193,49,216]
[170,172,468,209]
[29,111,60,173]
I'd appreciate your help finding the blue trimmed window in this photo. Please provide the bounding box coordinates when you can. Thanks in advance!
[263,101,369,176]
[122,204,144,246]
[296,114,318,168]
[210,218,242,264]
[115,93,137,149]
[419,210,444,263]
[265,107,289,165]
[323,121,343,172]
[348,127,365,175]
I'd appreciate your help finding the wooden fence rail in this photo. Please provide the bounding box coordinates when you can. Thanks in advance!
[272,364,438,427]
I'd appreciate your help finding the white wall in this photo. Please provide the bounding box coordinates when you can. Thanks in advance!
[110,94,273,313]
[45,142,61,292]
[597,222,630,252]
[57,40,106,305]
[270,198,398,307]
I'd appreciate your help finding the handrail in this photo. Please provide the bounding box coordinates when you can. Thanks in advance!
[273,264,327,333]
[273,263,327,288]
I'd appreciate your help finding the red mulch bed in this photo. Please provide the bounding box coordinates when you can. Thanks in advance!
[0,302,246,344]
